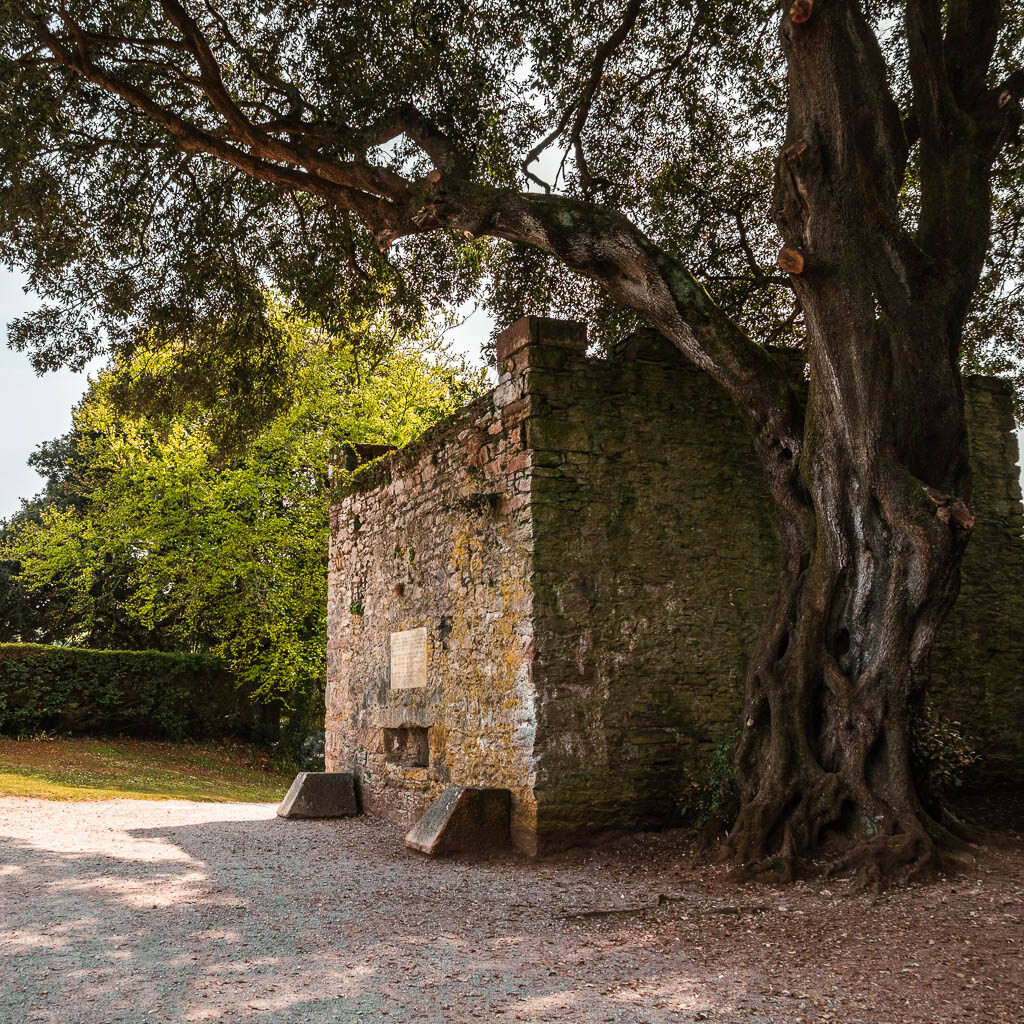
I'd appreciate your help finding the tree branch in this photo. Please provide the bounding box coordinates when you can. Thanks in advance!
[521,0,642,192]
[905,0,1013,299]
[565,0,642,194]
[153,1,410,198]
[200,0,327,124]
[905,0,947,158]
[20,3,805,504]
[30,12,398,231]
[361,103,469,177]
[944,0,1001,105]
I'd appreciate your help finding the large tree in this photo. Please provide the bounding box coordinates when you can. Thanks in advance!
[1,0,1022,879]
[3,299,483,693]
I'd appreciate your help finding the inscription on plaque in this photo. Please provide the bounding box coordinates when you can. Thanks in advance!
[390,627,428,690]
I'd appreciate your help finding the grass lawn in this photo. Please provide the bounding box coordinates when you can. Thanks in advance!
[0,736,295,802]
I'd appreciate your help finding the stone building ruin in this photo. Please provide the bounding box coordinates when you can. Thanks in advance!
[326,316,1024,855]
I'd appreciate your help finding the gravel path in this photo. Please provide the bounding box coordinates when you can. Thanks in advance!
[1,797,1022,1023]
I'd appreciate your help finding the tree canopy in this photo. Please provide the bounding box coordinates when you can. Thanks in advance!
[2,3,1020,399]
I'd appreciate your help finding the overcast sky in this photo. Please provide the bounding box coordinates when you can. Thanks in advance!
[2,266,1022,522]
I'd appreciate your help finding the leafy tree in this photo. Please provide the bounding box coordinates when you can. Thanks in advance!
[0,431,95,644]
[1,1,1021,879]
[3,301,485,707]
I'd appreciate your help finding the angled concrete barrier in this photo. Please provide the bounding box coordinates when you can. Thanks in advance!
[277,771,358,819]
[405,786,511,856]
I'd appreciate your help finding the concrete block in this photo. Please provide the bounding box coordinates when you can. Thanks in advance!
[405,786,511,856]
[277,772,358,819]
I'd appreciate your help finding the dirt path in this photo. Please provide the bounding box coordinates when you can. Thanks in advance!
[1,798,1022,1023]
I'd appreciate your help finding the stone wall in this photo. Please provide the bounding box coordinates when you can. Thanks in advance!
[326,382,541,852]
[328,315,1024,855]
[522,327,781,847]
[520,329,1024,847]
[931,377,1024,780]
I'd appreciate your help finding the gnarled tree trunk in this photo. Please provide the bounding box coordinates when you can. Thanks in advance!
[726,342,975,881]
[722,0,998,880]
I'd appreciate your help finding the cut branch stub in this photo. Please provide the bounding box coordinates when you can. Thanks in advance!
[789,0,813,24]
[782,140,809,164]
[923,486,975,535]
[777,247,806,274]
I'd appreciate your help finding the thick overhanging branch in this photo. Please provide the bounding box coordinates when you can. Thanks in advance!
[411,188,806,497]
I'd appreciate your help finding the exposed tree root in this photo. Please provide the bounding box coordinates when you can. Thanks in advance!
[714,747,985,888]
[716,793,985,889]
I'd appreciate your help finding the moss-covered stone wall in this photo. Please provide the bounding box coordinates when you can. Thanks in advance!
[523,330,1024,848]
[524,328,781,847]
[931,377,1024,781]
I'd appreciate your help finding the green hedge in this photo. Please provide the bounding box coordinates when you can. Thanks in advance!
[0,643,278,741]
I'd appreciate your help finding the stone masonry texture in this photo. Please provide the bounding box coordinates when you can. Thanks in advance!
[326,316,1024,854]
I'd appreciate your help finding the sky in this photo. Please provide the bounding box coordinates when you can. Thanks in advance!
[0,269,104,520]
[1,266,1022,521]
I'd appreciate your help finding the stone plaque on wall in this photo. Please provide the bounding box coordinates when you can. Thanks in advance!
[390,627,428,690]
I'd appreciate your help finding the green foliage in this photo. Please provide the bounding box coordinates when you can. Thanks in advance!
[911,700,981,796]
[680,731,739,829]
[1,3,1019,398]
[2,300,486,722]
[681,706,982,827]
[0,643,268,741]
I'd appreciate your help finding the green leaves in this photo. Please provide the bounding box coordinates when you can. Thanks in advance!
[2,299,486,704]
[0,2,1020,404]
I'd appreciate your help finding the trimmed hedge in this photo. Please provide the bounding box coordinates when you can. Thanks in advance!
[0,643,278,741]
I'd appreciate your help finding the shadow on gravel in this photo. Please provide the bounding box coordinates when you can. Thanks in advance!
[0,811,738,1024]
[3,804,1024,1024]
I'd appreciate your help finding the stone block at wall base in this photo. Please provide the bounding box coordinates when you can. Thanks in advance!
[405,786,511,855]
[277,772,358,819]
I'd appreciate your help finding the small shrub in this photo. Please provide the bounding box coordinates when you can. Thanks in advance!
[912,699,980,795]
[680,730,739,829]
[271,682,326,770]
[298,730,326,772]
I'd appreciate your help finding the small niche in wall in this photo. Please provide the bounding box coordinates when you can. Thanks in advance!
[383,725,430,767]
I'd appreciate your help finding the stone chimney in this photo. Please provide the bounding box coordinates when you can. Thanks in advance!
[494,316,588,379]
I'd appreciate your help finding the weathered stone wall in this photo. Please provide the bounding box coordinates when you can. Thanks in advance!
[327,314,1024,855]
[521,330,1024,848]
[931,377,1024,780]
[521,327,781,848]
[326,381,541,852]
